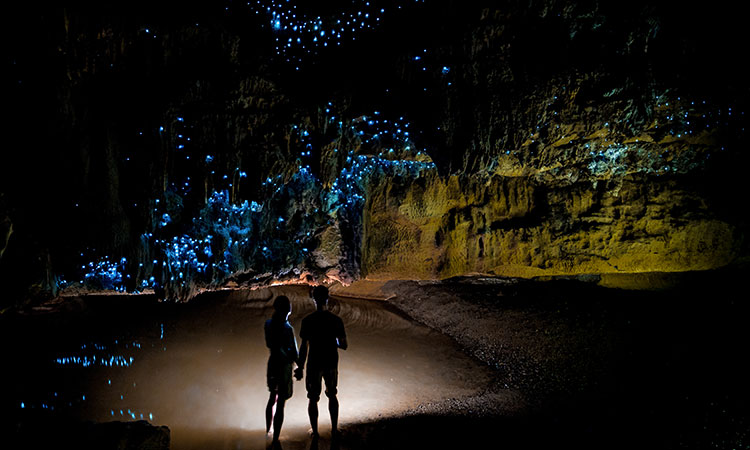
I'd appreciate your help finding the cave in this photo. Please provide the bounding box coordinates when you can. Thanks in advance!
[2,1,749,449]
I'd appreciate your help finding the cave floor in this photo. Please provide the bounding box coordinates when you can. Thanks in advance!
[2,271,749,450]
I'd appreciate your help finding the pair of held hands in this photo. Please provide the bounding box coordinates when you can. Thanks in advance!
[294,367,304,381]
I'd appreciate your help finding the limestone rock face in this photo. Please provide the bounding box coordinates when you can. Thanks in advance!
[362,172,738,280]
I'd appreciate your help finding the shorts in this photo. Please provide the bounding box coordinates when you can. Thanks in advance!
[267,359,294,400]
[305,365,338,401]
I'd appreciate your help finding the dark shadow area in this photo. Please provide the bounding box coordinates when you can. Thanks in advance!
[5,412,170,450]
[373,264,750,449]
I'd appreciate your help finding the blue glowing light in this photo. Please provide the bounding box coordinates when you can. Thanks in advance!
[249,0,423,68]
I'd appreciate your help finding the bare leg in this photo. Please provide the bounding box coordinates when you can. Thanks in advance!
[308,399,319,437]
[329,395,339,434]
[265,393,276,434]
[273,398,286,441]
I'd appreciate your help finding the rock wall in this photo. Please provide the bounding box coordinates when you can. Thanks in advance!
[2,1,748,304]
[362,172,739,279]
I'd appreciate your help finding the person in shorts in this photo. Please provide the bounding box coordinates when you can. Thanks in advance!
[294,285,348,438]
[264,295,298,442]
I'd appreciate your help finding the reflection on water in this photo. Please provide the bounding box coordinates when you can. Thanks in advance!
[3,286,489,449]
[11,317,167,424]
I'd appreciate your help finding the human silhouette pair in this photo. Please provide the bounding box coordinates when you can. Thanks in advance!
[264,286,348,444]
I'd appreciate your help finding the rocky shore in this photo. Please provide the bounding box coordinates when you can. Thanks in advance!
[334,266,750,449]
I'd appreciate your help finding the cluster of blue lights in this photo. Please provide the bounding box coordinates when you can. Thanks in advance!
[157,114,250,203]
[239,0,425,69]
[66,98,440,299]
[55,355,135,368]
[81,257,128,291]
[351,112,420,157]
[20,400,64,412]
[54,340,142,368]
[111,409,154,421]
[20,333,161,424]
[75,109,433,297]
[71,191,264,298]
[327,153,435,212]
[163,234,213,281]
[174,117,191,156]
[292,124,315,173]
[652,95,745,141]
[515,90,746,177]
[285,107,437,211]
[19,399,150,417]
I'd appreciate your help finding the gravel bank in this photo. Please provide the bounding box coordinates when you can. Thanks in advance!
[333,269,750,449]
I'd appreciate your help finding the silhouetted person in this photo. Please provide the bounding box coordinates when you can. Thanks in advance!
[265,295,298,443]
[294,285,348,438]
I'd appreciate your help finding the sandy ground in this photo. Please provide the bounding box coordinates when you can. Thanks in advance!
[2,268,749,449]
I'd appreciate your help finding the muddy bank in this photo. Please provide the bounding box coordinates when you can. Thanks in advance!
[333,267,750,449]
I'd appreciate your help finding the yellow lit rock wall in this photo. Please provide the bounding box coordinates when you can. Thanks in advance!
[361,172,738,280]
